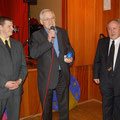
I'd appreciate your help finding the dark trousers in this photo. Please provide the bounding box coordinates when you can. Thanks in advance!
[0,94,21,120]
[41,71,69,120]
[102,88,120,120]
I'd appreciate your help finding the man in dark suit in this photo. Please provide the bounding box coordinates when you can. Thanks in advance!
[0,17,27,120]
[93,19,120,120]
[30,9,75,120]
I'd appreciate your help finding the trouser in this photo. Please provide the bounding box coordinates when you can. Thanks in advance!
[102,88,120,120]
[40,70,69,120]
[0,94,21,120]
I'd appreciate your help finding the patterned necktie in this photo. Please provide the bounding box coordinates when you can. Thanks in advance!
[107,40,115,71]
[5,40,11,56]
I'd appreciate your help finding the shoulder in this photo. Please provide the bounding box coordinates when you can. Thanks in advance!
[56,27,67,33]
[98,37,110,44]
[10,38,21,44]
[56,27,68,37]
[32,30,41,35]
[32,27,45,36]
[10,38,23,48]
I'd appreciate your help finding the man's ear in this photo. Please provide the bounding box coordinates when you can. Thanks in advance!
[40,20,43,25]
[0,25,2,31]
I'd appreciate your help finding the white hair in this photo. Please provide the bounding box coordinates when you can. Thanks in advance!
[39,9,55,20]
[107,19,120,28]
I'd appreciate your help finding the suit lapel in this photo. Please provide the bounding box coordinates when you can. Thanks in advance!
[10,38,14,60]
[41,27,64,58]
[41,27,49,40]
[57,28,64,57]
[104,38,110,65]
[0,38,13,72]
[0,38,5,48]
[0,38,12,57]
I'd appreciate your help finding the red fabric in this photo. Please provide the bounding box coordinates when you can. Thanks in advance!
[0,0,29,55]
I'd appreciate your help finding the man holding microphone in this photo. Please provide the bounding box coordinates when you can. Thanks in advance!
[30,9,75,120]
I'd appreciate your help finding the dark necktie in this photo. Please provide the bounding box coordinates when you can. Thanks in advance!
[5,40,11,56]
[107,40,115,71]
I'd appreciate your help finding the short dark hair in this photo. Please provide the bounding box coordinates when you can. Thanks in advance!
[0,16,13,26]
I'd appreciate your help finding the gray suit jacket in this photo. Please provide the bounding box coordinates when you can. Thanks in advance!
[30,27,75,97]
[0,38,28,99]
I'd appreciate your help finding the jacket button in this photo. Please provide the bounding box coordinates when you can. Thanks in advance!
[111,74,114,77]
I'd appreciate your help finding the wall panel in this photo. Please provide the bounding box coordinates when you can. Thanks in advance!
[66,0,119,66]
[67,0,103,66]
[65,0,119,103]
[103,0,119,36]
[70,65,102,102]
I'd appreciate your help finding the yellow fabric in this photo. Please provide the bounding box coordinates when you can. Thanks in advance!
[69,90,78,110]
[0,35,11,47]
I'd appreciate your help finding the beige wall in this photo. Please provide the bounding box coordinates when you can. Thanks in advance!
[30,0,62,27]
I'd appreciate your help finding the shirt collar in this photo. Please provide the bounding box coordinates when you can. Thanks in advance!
[110,37,120,45]
[45,27,57,34]
[0,35,10,43]
[0,35,11,47]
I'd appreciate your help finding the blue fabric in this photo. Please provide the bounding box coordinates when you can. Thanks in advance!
[45,28,59,57]
[45,28,61,69]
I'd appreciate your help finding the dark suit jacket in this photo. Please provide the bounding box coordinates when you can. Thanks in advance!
[93,37,120,96]
[30,27,75,97]
[0,38,28,99]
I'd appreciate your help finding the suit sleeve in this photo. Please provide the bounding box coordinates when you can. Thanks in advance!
[0,74,8,88]
[93,39,101,79]
[18,43,28,83]
[30,32,53,59]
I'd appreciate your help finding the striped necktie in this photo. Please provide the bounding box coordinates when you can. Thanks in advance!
[107,40,115,71]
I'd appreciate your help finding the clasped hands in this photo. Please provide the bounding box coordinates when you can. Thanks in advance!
[5,78,22,90]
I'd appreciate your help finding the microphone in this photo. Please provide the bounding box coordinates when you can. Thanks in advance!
[50,26,55,31]
[23,39,29,47]
[13,25,19,33]
[50,26,55,43]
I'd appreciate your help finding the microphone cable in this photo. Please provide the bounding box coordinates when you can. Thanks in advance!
[40,43,54,120]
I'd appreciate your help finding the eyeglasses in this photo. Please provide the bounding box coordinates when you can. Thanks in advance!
[43,17,55,22]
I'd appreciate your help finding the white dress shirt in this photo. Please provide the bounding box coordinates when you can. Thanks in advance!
[108,37,120,70]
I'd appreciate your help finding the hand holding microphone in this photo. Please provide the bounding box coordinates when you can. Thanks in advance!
[48,26,55,43]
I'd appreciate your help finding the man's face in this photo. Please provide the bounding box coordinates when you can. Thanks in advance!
[107,21,120,40]
[40,11,56,30]
[0,20,13,38]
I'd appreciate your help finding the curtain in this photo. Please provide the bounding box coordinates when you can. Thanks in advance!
[0,0,29,55]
